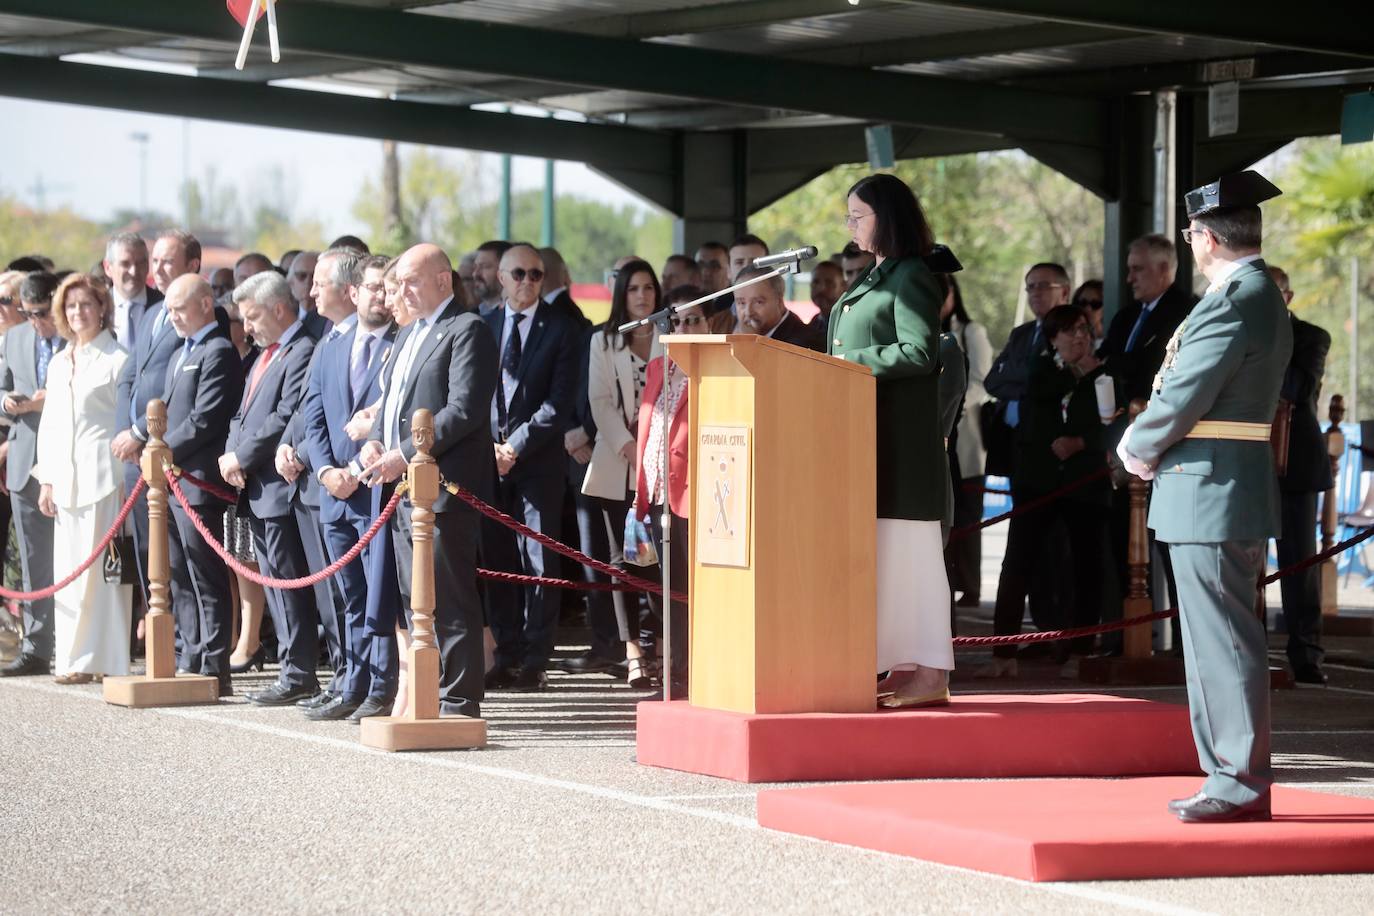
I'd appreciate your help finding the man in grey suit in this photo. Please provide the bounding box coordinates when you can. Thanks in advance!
[0,272,64,677]
[359,243,498,718]
[1120,171,1290,823]
[222,271,322,706]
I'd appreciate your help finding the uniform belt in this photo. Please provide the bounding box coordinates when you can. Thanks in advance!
[1185,420,1272,442]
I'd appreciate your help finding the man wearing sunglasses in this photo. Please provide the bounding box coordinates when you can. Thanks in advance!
[481,244,581,692]
[0,272,64,677]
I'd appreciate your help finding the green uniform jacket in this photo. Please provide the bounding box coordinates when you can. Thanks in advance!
[829,254,947,521]
[1129,259,1292,543]
[1015,355,1111,506]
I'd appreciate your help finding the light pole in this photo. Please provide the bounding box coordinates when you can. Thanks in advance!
[130,131,150,217]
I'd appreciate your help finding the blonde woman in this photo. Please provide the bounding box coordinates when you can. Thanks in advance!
[34,274,130,684]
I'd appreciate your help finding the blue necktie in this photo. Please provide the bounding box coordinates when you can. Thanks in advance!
[1124,306,1151,353]
[350,334,375,406]
[36,336,54,389]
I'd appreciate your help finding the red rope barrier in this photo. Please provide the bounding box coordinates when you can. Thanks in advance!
[439,478,688,602]
[952,609,1178,648]
[478,568,650,593]
[166,465,238,504]
[0,479,147,601]
[1262,524,1374,586]
[165,469,404,590]
[948,466,1113,542]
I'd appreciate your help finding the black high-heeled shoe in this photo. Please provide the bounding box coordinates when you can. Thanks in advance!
[229,645,266,674]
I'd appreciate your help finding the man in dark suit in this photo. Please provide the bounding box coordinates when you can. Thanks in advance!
[1098,235,1197,647]
[222,270,322,706]
[113,230,212,609]
[160,275,244,696]
[103,232,164,349]
[538,247,589,328]
[733,265,825,352]
[481,244,581,691]
[1099,234,1198,408]
[0,272,64,677]
[1269,266,1334,685]
[359,243,498,718]
[297,253,397,720]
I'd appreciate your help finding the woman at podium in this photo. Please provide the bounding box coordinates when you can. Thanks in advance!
[829,173,954,708]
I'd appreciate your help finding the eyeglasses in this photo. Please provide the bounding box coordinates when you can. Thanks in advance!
[0,296,13,307]
[1180,227,1210,244]
[1025,281,1066,293]
[359,283,386,294]
[844,212,874,227]
[506,267,544,283]
[671,314,705,328]
[1073,298,1104,310]
[22,308,51,319]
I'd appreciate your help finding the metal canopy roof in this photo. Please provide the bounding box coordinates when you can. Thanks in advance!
[1,0,1371,222]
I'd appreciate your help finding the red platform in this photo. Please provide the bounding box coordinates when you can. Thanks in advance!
[635,695,1199,783]
[757,777,1374,881]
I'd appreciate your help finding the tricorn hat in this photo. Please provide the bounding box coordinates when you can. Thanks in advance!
[1185,170,1282,220]
[924,243,963,274]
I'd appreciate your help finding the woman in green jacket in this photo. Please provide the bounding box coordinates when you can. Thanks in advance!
[829,173,953,708]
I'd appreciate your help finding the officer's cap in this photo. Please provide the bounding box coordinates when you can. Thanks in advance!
[1184,170,1282,220]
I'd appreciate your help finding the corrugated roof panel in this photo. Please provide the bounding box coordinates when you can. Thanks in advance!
[889,34,1266,79]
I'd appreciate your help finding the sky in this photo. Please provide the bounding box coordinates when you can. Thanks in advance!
[0,90,651,238]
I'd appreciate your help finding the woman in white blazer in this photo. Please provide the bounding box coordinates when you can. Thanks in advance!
[941,276,993,608]
[34,274,131,684]
[581,260,664,687]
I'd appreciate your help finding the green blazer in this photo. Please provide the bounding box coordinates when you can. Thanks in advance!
[829,254,947,521]
[1015,355,1111,506]
[1129,259,1292,543]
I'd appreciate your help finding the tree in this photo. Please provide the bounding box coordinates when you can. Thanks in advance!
[0,194,107,272]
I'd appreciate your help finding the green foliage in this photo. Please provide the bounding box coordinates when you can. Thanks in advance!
[1265,137,1374,418]
[0,193,108,272]
[753,153,1104,345]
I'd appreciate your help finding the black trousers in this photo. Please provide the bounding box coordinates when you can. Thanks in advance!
[485,472,566,671]
[1278,489,1323,671]
[250,513,320,691]
[946,473,984,600]
[576,490,627,660]
[168,502,233,681]
[992,497,1108,659]
[294,496,345,683]
[392,501,484,718]
[638,510,689,676]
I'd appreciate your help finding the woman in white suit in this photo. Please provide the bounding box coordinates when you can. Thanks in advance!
[581,260,665,687]
[942,276,993,608]
[34,273,130,684]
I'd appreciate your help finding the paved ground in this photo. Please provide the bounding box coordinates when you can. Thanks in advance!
[3,532,1373,914]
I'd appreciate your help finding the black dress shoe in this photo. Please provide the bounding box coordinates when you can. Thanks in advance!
[305,697,361,721]
[552,650,619,674]
[508,666,548,692]
[1175,793,1271,823]
[248,683,318,706]
[1167,790,1207,813]
[0,653,50,677]
[484,666,518,690]
[1292,665,1327,686]
[347,696,391,722]
[296,691,332,709]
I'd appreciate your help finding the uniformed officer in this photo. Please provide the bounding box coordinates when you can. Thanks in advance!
[1118,170,1292,824]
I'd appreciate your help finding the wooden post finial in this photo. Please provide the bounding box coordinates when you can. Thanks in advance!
[405,407,440,720]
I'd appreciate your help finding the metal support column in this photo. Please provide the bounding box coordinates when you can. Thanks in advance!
[671,130,749,255]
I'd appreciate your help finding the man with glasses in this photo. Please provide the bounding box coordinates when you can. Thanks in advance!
[480,244,581,692]
[0,272,64,676]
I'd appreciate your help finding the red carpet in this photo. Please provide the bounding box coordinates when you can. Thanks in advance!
[757,777,1374,881]
[636,695,1199,783]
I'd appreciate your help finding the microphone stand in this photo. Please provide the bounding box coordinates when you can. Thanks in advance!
[617,260,801,702]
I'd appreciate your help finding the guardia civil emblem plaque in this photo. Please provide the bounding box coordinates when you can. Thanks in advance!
[695,425,751,568]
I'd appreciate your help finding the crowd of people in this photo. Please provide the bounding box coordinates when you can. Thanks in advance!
[0,168,1333,726]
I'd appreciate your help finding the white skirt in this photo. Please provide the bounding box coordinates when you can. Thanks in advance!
[53,493,133,676]
[876,518,954,672]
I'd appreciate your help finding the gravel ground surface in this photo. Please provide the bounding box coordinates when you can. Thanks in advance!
[3,529,1371,915]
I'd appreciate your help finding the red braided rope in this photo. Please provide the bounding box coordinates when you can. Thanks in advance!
[166,465,238,504]
[1262,523,1374,585]
[948,466,1113,542]
[165,469,404,589]
[439,478,688,602]
[952,608,1178,648]
[477,567,654,593]
[0,479,147,601]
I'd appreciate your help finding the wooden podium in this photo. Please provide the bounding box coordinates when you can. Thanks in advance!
[664,334,876,715]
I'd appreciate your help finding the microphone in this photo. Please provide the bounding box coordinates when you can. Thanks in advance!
[750,246,818,269]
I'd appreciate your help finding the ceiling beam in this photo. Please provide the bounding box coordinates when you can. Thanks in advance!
[911,0,1374,59]
[0,54,674,173]
[1011,50,1374,95]
[804,22,1133,67]
[0,28,161,57]
[558,0,900,39]
[0,0,1104,144]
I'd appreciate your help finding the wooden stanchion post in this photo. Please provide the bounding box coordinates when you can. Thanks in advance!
[1080,399,1185,685]
[104,400,219,707]
[361,409,486,751]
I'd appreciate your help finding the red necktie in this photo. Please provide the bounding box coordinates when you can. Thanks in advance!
[246,342,280,402]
